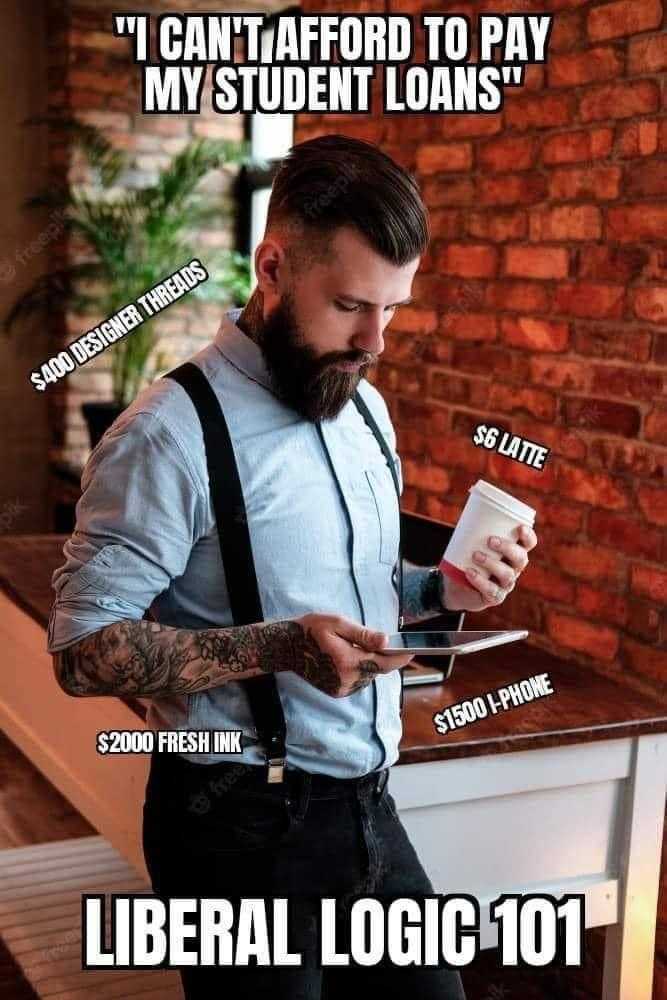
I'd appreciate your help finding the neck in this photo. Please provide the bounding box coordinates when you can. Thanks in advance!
[237,288,265,347]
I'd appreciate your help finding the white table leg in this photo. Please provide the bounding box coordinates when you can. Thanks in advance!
[603,733,667,1000]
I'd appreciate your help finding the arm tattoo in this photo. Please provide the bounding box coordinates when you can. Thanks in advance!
[400,560,446,623]
[54,618,328,699]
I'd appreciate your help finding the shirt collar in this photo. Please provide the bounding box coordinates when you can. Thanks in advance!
[213,306,276,393]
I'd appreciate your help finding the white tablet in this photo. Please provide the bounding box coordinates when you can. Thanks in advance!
[376,630,529,655]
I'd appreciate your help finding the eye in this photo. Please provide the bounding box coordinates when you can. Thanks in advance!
[335,301,359,313]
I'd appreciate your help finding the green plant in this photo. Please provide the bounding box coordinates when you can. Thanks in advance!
[4,117,255,406]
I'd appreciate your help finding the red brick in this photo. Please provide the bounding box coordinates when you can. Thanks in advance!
[556,461,629,509]
[512,419,587,461]
[466,210,527,243]
[402,458,450,493]
[628,32,667,74]
[420,334,452,365]
[655,332,667,364]
[548,46,624,87]
[416,142,473,174]
[505,93,574,131]
[437,244,499,279]
[548,164,621,201]
[626,598,662,643]
[530,205,602,241]
[452,343,530,381]
[616,120,660,158]
[554,282,624,318]
[644,249,667,283]
[376,363,426,397]
[488,451,558,493]
[553,542,625,585]
[625,160,667,199]
[608,204,667,243]
[478,136,536,172]
[622,636,667,684]
[396,397,451,435]
[488,384,557,421]
[588,0,663,42]
[523,564,576,604]
[575,584,628,624]
[564,396,641,436]
[631,564,667,604]
[423,175,475,207]
[430,371,489,407]
[414,275,485,311]
[632,286,667,324]
[141,116,190,136]
[440,312,498,342]
[592,365,664,401]
[429,209,463,239]
[580,80,660,122]
[501,316,570,352]
[504,246,569,280]
[637,484,667,526]
[427,433,487,473]
[546,610,619,660]
[530,356,588,390]
[589,438,666,481]
[576,246,649,283]
[550,9,587,51]
[645,405,667,442]
[478,173,548,206]
[589,509,664,560]
[440,112,503,139]
[484,281,551,313]
[541,127,613,164]
[389,307,439,335]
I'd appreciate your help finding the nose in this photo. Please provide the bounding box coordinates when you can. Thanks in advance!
[352,309,386,358]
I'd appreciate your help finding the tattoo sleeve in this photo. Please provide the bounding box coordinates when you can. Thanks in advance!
[399,560,447,622]
[53,618,309,698]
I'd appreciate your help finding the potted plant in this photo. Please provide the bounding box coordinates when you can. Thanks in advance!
[4,118,253,446]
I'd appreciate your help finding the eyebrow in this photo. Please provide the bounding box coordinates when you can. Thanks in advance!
[338,295,414,307]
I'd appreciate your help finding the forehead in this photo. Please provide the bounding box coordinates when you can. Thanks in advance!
[316,226,421,299]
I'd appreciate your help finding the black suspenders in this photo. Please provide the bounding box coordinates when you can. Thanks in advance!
[164,361,404,783]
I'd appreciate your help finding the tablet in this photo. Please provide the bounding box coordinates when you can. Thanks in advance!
[376,630,529,655]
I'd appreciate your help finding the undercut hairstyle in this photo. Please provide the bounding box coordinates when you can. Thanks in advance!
[264,134,430,274]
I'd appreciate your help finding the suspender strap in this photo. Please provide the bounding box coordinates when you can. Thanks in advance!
[350,389,404,632]
[164,362,287,783]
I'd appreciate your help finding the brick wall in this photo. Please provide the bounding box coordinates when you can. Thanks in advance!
[297,0,667,707]
[45,0,282,467]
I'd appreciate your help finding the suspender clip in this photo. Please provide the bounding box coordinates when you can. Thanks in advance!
[267,758,285,783]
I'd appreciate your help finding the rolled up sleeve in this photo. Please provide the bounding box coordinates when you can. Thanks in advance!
[47,409,205,654]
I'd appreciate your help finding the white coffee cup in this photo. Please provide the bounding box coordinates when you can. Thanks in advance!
[439,479,536,590]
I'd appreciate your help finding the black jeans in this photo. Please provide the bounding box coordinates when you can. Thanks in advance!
[142,751,466,1000]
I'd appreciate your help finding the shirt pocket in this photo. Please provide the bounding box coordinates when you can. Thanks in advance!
[364,465,400,567]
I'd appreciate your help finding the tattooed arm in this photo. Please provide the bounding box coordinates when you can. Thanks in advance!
[399,560,449,623]
[52,613,415,700]
[52,619,307,698]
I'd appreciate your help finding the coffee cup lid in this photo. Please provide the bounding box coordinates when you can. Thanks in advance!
[471,480,536,524]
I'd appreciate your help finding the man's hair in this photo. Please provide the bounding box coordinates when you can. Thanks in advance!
[264,134,430,272]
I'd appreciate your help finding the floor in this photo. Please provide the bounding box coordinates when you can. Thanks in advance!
[0,729,661,1000]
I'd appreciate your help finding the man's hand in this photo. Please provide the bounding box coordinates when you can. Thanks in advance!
[291,613,415,698]
[442,524,537,612]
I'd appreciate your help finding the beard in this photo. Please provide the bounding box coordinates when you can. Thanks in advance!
[254,291,377,422]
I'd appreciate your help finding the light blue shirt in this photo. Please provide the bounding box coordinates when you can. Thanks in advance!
[47,307,404,777]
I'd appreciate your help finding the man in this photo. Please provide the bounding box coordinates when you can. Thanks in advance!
[48,134,536,998]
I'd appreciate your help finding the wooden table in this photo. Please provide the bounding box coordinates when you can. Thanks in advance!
[0,534,665,999]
